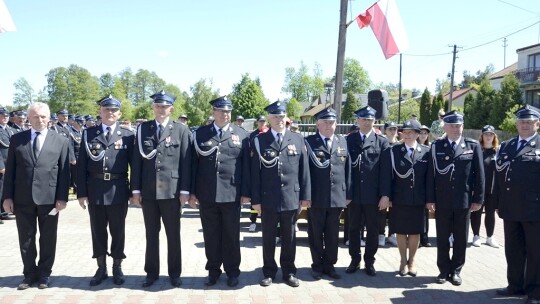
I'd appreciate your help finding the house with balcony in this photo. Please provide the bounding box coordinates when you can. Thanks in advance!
[516,43,540,107]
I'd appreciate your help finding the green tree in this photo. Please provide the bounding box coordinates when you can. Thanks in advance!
[282,61,324,103]
[162,84,188,121]
[419,88,432,126]
[464,80,495,129]
[460,64,494,88]
[132,101,153,120]
[230,74,269,120]
[342,92,360,122]
[343,58,371,94]
[185,79,219,127]
[490,75,523,128]
[45,64,100,113]
[131,69,166,106]
[118,67,134,101]
[435,78,450,95]
[388,100,419,123]
[430,93,445,123]
[286,98,302,121]
[13,77,35,107]
[499,104,520,134]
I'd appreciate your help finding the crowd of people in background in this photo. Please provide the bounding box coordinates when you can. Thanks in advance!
[0,92,539,304]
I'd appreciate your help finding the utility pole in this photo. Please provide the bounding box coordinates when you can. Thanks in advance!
[502,37,508,68]
[398,53,402,123]
[448,44,458,112]
[333,0,348,122]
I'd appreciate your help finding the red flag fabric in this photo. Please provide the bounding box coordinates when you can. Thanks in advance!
[355,0,408,59]
[0,0,16,33]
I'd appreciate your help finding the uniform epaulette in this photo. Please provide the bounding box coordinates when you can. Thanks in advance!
[464,137,479,144]
[120,125,135,133]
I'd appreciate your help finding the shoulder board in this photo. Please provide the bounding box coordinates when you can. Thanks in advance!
[120,125,135,133]
[464,137,479,144]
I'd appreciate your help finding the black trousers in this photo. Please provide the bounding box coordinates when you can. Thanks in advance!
[504,220,540,298]
[142,198,181,279]
[308,207,342,273]
[470,195,496,236]
[70,164,77,191]
[435,207,470,276]
[15,204,59,278]
[199,201,241,278]
[88,203,128,259]
[348,203,379,265]
[261,208,297,279]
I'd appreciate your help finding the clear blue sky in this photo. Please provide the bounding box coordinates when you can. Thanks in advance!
[1,0,539,106]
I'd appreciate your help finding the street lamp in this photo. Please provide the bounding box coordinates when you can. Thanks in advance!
[324,82,334,104]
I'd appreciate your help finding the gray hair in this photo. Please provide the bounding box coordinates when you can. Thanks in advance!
[27,102,51,117]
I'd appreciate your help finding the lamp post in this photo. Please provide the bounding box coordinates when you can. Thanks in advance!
[324,82,334,105]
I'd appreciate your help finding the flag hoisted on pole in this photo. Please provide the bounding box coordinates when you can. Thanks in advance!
[355,0,408,59]
[0,0,16,33]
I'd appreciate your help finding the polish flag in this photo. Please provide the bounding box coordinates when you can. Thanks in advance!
[356,0,408,59]
[0,0,16,33]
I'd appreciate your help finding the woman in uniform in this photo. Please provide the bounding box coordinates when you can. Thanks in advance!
[386,119,430,276]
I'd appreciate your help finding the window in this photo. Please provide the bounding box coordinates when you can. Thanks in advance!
[526,90,540,108]
[528,53,540,72]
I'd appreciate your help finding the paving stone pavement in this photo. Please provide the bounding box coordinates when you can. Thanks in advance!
[0,202,524,304]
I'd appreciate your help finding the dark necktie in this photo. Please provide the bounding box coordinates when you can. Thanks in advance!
[33,131,41,159]
[518,139,527,151]
[324,137,331,149]
[451,141,456,151]
[409,147,415,159]
[158,124,163,139]
[276,133,282,145]
[106,127,112,142]
[360,134,365,145]
[218,128,223,139]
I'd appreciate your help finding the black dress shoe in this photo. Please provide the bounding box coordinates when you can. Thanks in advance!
[17,277,36,290]
[324,270,341,280]
[142,277,157,287]
[450,273,462,286]
[112,265,125,285]
[364,264,377,276]
[204,276,218,286]
[496,287,525,296]
[260,277,273,287]
[170,277,182,287]
[226,277,239,287]
[420,242,432,247]
[311,270,323,280]
[90,267,108,286]
[285,274,300,287]
[345,261,360,274]
[38,277,50,289]
[435,273,447,284]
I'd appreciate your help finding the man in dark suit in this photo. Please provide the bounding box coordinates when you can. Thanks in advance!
[426,110,484,286]
[77,96,135,286]
[493,105,540,302]
[131,90,192,288]
[2,102,70,290]
[0,108,14,223]
[305,108,351,280]
[345,106,391,277]
[251,101,311,288]
[189,96,250,287]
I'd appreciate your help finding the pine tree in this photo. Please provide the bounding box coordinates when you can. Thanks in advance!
[419,88,432,126]
[342,93,360,122]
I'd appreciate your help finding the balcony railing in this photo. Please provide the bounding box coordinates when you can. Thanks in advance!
[516,68,540,83]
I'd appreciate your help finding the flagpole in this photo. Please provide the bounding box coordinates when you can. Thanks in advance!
[398,53,402,123]
[333,0,348,123]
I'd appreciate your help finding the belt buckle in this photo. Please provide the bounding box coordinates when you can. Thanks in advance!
[103,173,111,181]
